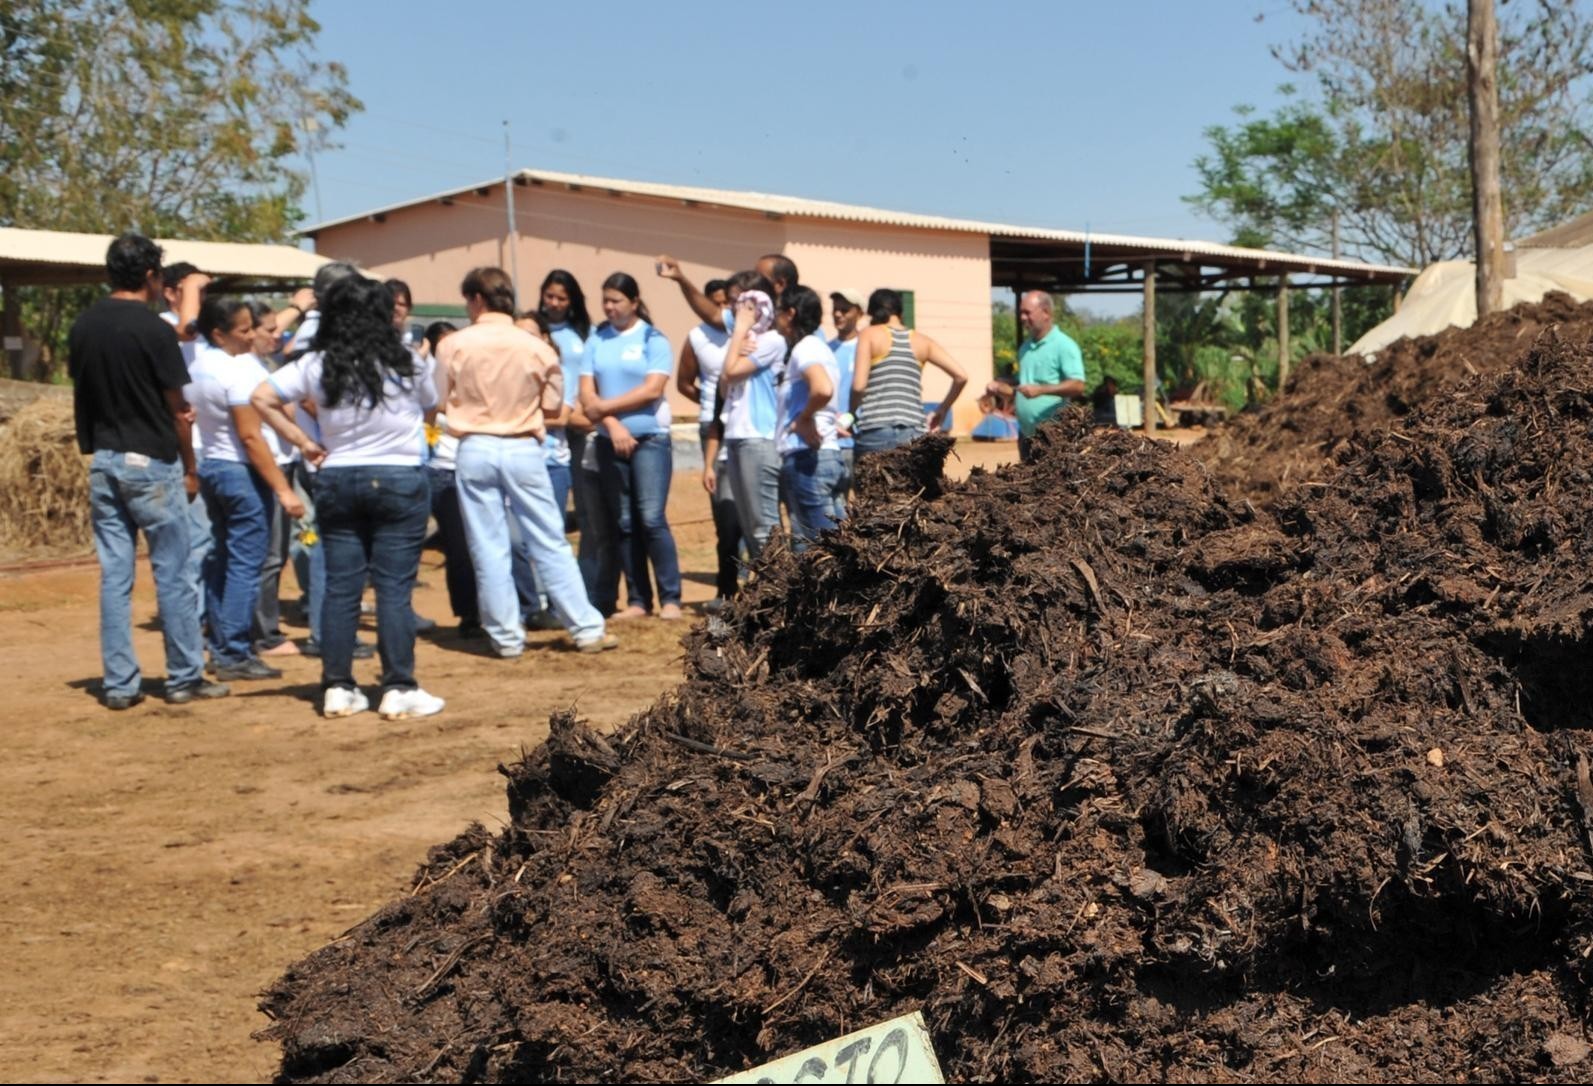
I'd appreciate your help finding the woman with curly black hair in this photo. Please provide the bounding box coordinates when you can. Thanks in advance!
[251,275,444,721]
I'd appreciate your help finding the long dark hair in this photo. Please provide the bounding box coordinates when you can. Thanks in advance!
[313,276,416,408]
[780,285,824,343]
[539,269,592,339]
[600,272,652,330]
[197,296,252,345]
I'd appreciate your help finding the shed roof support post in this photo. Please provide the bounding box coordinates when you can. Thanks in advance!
[2,277,22,381]
[1277,274,1291,392]
[1142,261,1157,436]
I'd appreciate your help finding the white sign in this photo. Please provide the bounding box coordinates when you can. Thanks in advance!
[714,1011,944,1084]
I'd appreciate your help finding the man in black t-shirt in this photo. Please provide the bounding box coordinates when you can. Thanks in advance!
[69,232,231,710]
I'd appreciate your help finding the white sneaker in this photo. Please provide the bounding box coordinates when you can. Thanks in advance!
[322,687,369,718]
[377,687,445,720]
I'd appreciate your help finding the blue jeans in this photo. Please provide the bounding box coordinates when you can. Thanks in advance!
[456,435,604,655]
[199,458,273,666]
[595,432,681,610]
[726,437,782,562]
[781,447,847,548]
[568,429,616,612]
[184,493,211,620]
[853,424,922,458]
[89,451,205,697]
[427,466,477,624]
[699,421,742,598]
[316,464,430,694]
[294,466,327,647]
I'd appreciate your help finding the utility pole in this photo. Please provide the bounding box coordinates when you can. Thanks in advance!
[1468,0,1504,317]
[504,120,521,301]
[302,117,324,223]
[1330,209,1342,355]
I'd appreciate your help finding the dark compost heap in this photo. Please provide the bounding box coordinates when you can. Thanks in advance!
[261,324,1593,1083]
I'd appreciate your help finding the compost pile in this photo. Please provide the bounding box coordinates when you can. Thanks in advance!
[263,329,1593,1083]
[1198,291,1593,500]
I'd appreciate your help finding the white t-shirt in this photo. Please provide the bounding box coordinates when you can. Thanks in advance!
[778,334,841,455]
[268,350,437,468]
[722,330,787,442]
[284,309,319,359]
[688,322,730,425]
[161,311,202,455]
[184,344,279,464]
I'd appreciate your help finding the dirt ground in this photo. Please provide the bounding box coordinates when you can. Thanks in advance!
[0,438,1026,1084]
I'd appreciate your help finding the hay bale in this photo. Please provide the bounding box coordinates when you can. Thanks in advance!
[0,398,92,561]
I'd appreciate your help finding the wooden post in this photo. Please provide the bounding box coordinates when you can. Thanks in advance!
[1277,275,1291,391]
[1468,0,1505,316]
[1141,262,1156,435]
[1,278,22,381]
[1331,210,1342,355]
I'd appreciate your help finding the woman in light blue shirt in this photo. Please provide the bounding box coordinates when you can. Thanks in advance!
[578,272,682,621]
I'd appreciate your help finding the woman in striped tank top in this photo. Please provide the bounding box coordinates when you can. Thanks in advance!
[849,288,967,458]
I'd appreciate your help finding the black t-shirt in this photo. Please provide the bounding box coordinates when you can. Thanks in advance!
[68,297,192,461]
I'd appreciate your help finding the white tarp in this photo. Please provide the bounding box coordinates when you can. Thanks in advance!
[1349,247,1593,356]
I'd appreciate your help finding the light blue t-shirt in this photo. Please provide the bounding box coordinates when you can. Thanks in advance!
[828,336,857,450]
[581,321,672,437]
[545,322,586,467]
[722,330,786,441]
[780,335,841,455]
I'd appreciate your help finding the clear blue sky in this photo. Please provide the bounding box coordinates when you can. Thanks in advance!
[304,1,1314,311]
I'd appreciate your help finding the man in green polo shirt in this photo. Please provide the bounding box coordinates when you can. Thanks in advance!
[1010,291,1086,462]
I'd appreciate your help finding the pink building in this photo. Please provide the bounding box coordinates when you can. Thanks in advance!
[304,169,1410,434]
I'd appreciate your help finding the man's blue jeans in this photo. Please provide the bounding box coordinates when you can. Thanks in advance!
[726,437,782,562]
[89,450,204,697]
[199,458,273,666]
[455,435,604,656]
[316,464,430,694]
[595,432,681,610]
[781,447,847,548]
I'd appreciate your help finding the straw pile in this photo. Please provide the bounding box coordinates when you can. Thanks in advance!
[0,398,92,562]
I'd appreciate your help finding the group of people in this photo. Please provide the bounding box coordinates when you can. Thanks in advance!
[70,233,982,720]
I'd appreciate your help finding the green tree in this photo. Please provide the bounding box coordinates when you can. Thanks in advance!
[1189,0,1593,268]
[0,0,358,376]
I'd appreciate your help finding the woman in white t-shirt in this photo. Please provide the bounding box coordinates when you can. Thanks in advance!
[677,278,741,605]
[773,286,844,548]
[251,275,443,721]
[185,298,305,681]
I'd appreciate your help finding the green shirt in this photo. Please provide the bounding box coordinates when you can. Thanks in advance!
[1016,326,1085,437]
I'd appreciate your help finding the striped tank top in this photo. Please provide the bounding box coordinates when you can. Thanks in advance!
[856,327,925,433]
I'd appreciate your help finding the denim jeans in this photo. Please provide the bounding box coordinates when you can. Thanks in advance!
[699,421,742,599]
[726,437,782,562]
[853,423,922,458]
[837,447,855,511]
[568,429,616,613]
[199,458,273,666]
[316,464,430,694]
[781,447,848,548]
[184,493,212,621]
[595,432,681,610]
[427,466,478,624]
[517,459,576,619]
[89,450,205,697]
[294,466,327,647]
[455,435,604,655]
[252,469,295,647]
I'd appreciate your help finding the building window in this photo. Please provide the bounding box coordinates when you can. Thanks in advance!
[900,289,916,329]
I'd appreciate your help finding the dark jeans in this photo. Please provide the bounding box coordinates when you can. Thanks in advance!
[427,465,478,624]
[252,470,294,648]
[853,423,922,459]
[568,429,617,613]
[595,432,681,610]
[699,421,741,599]
[199,458,273,666]
[317,464,430,695]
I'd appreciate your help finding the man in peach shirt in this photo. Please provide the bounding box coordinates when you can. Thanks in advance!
[439,267,615,657]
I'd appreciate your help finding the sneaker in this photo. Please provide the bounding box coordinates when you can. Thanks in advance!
[703,596,727,614]
[301,638,375,660]
[104,692,146,711]
[659,603,683,621]
[322,687,370,718]
[525,610,564,631]
[377,688,445,720]
[491,644,525,660]
[575,633,619,654]
[165,680,231,705]
[457,620,487,640]
[413,611,437,633]
[214,658,283,681]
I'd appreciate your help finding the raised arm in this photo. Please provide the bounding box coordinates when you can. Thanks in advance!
[677,337,701,403]
[655,255,725,329]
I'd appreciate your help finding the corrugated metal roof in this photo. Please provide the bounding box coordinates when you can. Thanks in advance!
[0,227,330,284]
[302,169,1414,279]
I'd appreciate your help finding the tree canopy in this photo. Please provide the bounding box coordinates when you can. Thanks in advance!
[1189,0,1593,268]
